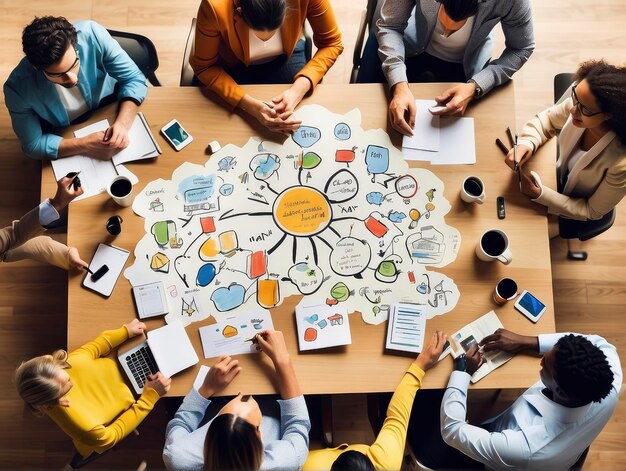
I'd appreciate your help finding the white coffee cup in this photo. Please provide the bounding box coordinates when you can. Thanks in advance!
[476,229,512,264]
[460,176,485,204]
[107,175,134,207]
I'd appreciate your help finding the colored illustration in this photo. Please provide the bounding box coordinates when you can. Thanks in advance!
[125,105,460,326]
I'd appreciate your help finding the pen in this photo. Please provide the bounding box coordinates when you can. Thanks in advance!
[86,266,94,275]
[244,335,259,344]
[495,138,509,156]
[514,133,521,182]
[103,127,112,142]
[262,101,275,110]
[66,171,82,190]
[505,126,515,148]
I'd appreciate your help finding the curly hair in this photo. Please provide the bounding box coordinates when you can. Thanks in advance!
[574,59,626,144]
[553,334,614,404]
[22,16,77,70]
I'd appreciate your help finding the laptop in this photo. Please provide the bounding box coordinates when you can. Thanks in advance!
[118,321,199,395]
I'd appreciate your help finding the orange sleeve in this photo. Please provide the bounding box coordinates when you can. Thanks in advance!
[190,0,247,110]
[295,0,344,89]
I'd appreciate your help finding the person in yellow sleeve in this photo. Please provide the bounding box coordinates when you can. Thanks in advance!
[303,331,447,471]
[190,0,343,134]
[14,319,171,459]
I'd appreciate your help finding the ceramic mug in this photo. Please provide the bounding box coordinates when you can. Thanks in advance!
[460,176,485,204]
[107,175,134,207]
[476,229,512,264]
[493,277,518,305]
[106,215,123,236]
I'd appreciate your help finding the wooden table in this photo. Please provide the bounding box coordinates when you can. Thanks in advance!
[42,83,556,396]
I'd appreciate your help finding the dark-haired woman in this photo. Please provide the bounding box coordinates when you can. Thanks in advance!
[190,0,343,134]
[163,329,310,470]
[506,60,626,222]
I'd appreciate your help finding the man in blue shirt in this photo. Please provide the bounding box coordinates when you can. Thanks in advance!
[4,16,147,160]
[409,329,620,470]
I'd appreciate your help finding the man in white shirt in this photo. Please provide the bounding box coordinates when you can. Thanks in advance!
[410,328,620,470]
[1,176,88,270]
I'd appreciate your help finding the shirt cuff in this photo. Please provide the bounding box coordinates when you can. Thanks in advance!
[39,199,60,226]
[538,333,563,354]
[185,385,212,410]
[447,370,471,391]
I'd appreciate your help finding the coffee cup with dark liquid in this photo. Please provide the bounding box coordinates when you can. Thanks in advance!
[493,277,518,304]
[107,176,134,207]
[460,176,485,204]
[476,228,512,264]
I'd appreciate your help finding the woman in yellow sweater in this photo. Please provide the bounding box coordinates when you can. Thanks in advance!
[303,331,448,471]
[190,0,343,133]
[14,319,171,459]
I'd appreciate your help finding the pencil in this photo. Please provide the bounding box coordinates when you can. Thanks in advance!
[495,138,509,156]
[514,133,521,182]
[505,127,515,148]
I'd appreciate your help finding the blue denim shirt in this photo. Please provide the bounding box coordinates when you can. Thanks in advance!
[3,20,147,160]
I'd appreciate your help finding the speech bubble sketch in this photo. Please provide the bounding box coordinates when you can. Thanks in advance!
[125,104,460,327]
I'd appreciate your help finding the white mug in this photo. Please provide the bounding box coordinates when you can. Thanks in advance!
[476,229,512,264]
[107,175,134,207]
[460,176,485,204]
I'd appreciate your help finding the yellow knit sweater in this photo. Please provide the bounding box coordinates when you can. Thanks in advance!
[46,326,160,458]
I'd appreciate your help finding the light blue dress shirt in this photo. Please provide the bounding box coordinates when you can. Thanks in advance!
[163,387,311,471]
[441,333,622,470]
[3,20,147,160]
[38,199,60,226]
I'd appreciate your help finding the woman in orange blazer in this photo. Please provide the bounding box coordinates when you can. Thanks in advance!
[190,0,343,133]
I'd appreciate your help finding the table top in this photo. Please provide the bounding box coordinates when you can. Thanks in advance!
[42,83,556,396]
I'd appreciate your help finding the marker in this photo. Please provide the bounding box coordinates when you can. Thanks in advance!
[66,171,82,190]
[90,264,109,282]
[495,138,509,156]
[244,335,259,344]
[505,127,515,148]
[103,127,112,142]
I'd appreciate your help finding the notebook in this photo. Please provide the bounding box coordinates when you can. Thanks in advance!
[83,244,130,297]
[118,321,199,395]
[132,281,169,319]
[385,302,428,354]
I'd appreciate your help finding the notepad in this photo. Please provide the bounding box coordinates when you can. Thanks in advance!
[83,244,130,297]
[385,302,428,354]
[295,300,351,351]
[132,281,169,318]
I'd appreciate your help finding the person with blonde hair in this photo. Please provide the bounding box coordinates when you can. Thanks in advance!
[15,319,171,459]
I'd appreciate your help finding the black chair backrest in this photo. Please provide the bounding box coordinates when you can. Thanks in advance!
[554,72,574,104]
[108,29,161,86]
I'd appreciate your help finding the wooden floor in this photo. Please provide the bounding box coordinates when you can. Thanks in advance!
[0,0,625,468]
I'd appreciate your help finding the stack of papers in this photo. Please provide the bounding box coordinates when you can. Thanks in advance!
[402,100,476,165]
[51,113,161,200]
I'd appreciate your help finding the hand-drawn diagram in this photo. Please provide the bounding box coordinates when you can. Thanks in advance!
[125,105,461,326]
[296,301,351,350]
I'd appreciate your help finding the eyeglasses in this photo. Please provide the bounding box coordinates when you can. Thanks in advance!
[44,49,80,78]
[571,85,603,117]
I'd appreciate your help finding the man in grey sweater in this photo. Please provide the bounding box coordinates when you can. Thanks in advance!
[358,0,534,135]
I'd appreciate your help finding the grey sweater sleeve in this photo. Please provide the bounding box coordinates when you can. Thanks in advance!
[376,0,416,87]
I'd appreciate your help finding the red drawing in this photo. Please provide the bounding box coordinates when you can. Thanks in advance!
[304,327,317,342]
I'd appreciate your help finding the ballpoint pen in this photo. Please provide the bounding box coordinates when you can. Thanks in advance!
[66,171,82,190]
[514,133,521,183]
[506,126,515,148]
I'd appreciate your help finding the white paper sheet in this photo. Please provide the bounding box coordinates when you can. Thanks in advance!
[51,153,118,201]
[193,365,211,391]
[385,303,427,353]
[295,300,351,351]
[402,100,440,152]
[111,113,161,166]
[198,309,274,358]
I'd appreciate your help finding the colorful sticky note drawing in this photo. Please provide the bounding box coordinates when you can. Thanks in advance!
[365,215,389,238]
[219,231,238,255]
[257,278,280,308]
[222,325,238,337]
[328,313,344,326]
[304,327,318,342]
[335,149,355,164]
[247,251,267,278]
[201,216,216,234]
[150,252,170,273]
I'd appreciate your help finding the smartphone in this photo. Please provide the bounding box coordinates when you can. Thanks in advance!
[161,119,193,151]
[514,290,547,323]
[497,196,506,219]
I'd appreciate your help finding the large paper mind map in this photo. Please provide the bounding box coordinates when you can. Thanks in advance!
[125,105,461,327]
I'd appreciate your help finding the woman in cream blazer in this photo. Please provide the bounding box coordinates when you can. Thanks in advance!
[190,0,343,133]
[505,60,626,222]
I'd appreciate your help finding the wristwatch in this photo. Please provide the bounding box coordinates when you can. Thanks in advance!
[468,79,483,98]
[454,353,468,372]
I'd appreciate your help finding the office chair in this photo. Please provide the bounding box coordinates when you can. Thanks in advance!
[351,0,385,83]
[180,19,313,87]
[553,72,616,261]
[108,30,161,87]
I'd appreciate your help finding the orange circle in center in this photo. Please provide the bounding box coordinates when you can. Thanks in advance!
[273,186,332,236]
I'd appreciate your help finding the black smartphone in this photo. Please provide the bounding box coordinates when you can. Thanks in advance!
[497,196,506,219]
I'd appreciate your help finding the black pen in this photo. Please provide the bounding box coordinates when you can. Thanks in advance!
[66,171,82,190]
[103,127,112,142]
[244,335,259,344]
[505,127,515,148]
[495,138,509,156]
[514,133,521,182]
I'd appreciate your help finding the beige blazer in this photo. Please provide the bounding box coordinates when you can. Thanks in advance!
[1,206,70,268]
[519,98,626,220]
